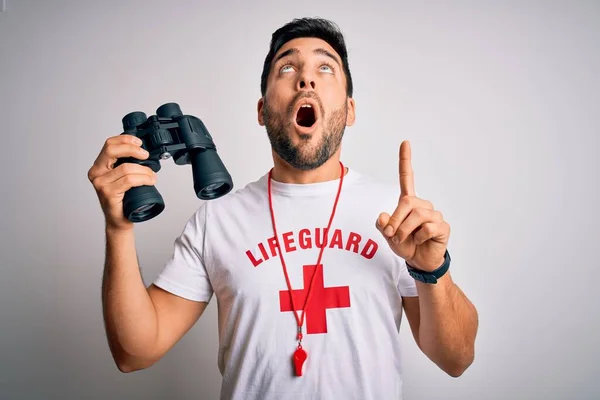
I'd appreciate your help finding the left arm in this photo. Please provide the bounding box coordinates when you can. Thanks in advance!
[403,272,478,377]
[377,140,479,377]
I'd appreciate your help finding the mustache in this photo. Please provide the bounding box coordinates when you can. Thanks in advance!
[287,91,324,116]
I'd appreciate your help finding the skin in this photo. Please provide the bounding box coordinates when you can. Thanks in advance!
[87,36,478,378]
[376,141,479,377]
[88,137,207,372]
[257,37,355,184]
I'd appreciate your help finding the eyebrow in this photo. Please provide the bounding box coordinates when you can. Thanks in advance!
[273,47,342,67]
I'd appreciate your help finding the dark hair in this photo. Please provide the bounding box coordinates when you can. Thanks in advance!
[260,17,353,97]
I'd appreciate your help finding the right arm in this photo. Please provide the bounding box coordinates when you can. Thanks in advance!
[89,134,207,373]
[102,227,207,372]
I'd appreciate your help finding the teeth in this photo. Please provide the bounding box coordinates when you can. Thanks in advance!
[301,104,312,108]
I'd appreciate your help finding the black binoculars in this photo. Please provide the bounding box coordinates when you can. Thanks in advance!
[115,102,233,222]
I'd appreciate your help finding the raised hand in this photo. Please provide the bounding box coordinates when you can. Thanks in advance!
[376,141,450,271]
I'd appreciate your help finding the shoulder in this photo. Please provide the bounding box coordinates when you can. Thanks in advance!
[174,173,268,242]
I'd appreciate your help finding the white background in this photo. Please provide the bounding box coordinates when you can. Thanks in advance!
[1,0,599,399]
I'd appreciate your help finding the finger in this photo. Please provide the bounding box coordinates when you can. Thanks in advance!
[104,133,143,148]
[99,173,157,199]
[88,135,147,182]
[413,221,449,246]
[395,208,443,243]
[399,140,416,197]
[100,139,148,167]
[380,196,434,238]
[376,212,391,234]
[92,162,155,189]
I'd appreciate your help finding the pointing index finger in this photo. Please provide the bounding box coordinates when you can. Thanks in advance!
[399,140,415,197]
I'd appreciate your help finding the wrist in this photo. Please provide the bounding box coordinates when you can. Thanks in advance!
[406,250,451,284]
[105,223,134,237]
[407,256,445,273]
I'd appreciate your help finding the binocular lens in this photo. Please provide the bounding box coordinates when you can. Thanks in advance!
[129,204,163,222]
[123,186,165,222]
[191,149,233,200]
[198,182,231,199]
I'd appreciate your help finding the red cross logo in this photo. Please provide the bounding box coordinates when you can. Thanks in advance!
[279,264,351,334]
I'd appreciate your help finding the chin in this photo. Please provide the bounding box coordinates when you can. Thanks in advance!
[292,122,323,141]
[290,143,333,171]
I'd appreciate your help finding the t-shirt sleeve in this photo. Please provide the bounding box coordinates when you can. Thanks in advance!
[153,204,214,303]
[397,258,418,297]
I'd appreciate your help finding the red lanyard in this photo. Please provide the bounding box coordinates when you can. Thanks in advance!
[267,161,345,376]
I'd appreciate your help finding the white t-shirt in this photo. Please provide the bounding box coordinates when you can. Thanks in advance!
[153,166,418,400]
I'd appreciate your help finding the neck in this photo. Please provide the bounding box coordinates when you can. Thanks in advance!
[270,151,347,184]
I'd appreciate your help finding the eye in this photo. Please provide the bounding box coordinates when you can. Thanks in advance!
[320,63,335,74]
[280,65,294,73]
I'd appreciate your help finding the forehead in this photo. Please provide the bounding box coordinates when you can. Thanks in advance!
[274,37,341,62]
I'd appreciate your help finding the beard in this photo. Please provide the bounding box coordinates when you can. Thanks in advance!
[262,92,348,171]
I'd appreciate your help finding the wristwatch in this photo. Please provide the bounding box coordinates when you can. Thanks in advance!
[406,250,451,284]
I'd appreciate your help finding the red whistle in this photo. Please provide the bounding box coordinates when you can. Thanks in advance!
[293,347,307,376]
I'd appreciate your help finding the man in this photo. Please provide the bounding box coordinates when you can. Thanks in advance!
[88,17,478,400]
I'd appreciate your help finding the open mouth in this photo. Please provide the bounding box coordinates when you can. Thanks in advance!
[295,101,318,128]
[296,104,316,127]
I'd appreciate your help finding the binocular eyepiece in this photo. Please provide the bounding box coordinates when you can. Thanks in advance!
[115,102,233,222]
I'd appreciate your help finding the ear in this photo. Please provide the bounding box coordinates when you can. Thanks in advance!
[257,97,265,126]
[345,97,356,127]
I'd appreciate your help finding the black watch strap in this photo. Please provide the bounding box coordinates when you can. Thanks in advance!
[406,250,451,284]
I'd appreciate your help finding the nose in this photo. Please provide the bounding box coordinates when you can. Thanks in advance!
[297,69,316,91]
[298,79,315,90]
